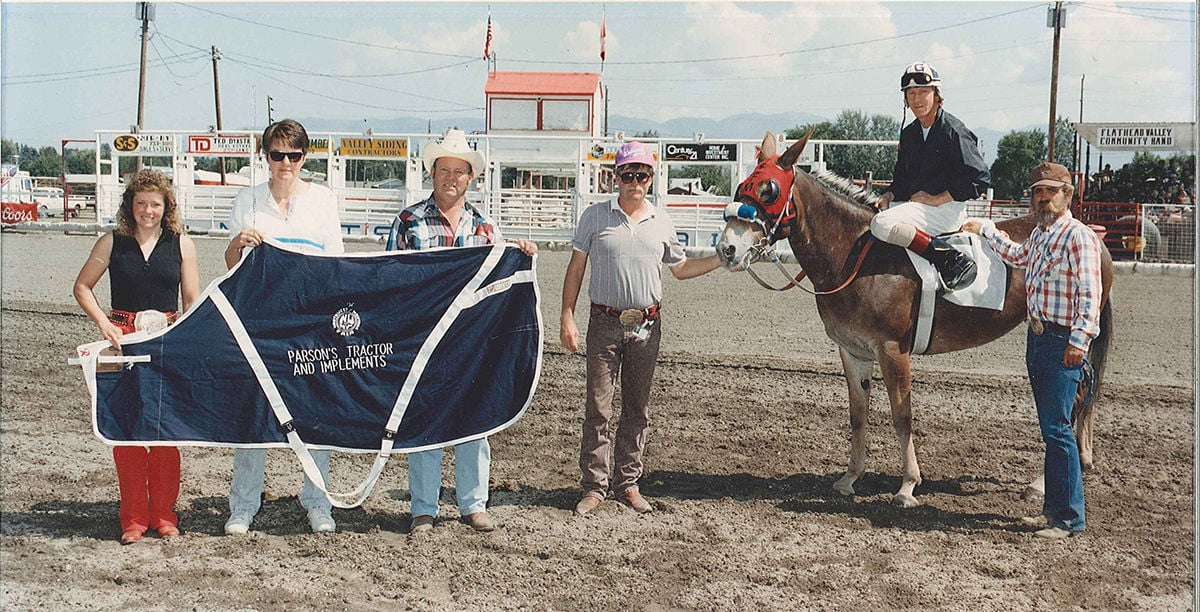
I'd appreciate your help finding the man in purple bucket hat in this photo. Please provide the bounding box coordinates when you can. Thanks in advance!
[560,141,722,516]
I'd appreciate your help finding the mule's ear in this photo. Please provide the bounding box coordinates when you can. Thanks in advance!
[758,132,777,161]
[777,127,814,169]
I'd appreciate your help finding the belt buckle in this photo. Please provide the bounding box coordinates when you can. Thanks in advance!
[618,309,645,326]
[1029,319,1044,335]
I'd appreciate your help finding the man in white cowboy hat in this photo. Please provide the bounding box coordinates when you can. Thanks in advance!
[871,61,991,291]
[386,128,535,536]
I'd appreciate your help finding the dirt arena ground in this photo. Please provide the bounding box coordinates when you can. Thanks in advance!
[1,231,1194,610]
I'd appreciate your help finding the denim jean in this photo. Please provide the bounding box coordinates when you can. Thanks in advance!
[1026,328,1086,532]
[408,437,490,518]
[229,448,332,516]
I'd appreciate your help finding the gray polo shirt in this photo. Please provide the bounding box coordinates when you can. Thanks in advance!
[571,198,686,310]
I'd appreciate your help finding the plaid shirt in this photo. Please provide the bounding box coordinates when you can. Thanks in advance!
[385,197,502,251]
[980,210,1103,351]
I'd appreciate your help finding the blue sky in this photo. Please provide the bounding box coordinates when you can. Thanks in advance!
[1,1,1196,149]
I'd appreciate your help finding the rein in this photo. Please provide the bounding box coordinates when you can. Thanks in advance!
[742,236,875,296]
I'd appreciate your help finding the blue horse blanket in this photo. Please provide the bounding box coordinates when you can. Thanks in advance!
[74,242,542,454]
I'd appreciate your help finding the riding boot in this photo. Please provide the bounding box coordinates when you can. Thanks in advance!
[908,230,976,291]
[921,236,977,290]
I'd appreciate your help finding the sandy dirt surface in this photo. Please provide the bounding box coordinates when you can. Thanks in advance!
[1,231,1194,610]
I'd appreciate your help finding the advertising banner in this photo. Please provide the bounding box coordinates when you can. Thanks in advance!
[339,138,409,158]
[187,134,257,156]
[112,133,175,156]
[1,201,38,223]
[662,143,738,162]
[1075,122,1195,152]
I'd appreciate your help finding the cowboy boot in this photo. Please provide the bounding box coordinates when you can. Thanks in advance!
[922,236,977,290]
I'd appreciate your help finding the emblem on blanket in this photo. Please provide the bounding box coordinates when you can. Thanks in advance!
[331,304,361,337]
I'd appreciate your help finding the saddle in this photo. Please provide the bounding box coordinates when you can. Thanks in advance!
[905,232,1007,354]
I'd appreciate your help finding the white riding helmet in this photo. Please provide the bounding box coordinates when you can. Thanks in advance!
[900,62,942,90]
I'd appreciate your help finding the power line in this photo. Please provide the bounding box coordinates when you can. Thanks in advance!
[507,4,1046,66]
[177,2,480,60]
[221,54,482,111]
[1,52,208,86]
[2,51,207,84]
[227,60,483,114]
[1074,3,1196,23]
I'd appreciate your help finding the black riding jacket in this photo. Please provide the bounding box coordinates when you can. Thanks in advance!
[889,108,991,202]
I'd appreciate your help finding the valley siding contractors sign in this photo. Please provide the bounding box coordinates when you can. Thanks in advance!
[339,137,409,158]
[662,143,738,162]
[1075,122,1195,152]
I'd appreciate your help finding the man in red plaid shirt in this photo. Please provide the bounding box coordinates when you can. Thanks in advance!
[386,129,535,536]
[963,161,1102,539]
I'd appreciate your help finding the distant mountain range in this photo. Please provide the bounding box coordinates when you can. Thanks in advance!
[295,112,1020,167]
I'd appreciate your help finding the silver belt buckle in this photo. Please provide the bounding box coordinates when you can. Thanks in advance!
[1029,319,1044,335]
[618,309,645,326]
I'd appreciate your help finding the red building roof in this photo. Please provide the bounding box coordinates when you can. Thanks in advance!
[484,71,601,96]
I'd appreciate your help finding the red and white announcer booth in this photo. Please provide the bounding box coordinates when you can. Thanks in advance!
[484,71,602,136]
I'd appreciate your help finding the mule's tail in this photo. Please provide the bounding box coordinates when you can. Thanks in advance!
[1073,296,1113,470]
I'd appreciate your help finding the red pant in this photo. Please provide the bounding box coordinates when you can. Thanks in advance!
[113,446,181,532]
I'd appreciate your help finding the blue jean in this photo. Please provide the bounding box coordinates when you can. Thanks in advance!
[408,437,490,518]
[1026,328,1086,532]
[229,448,332,516]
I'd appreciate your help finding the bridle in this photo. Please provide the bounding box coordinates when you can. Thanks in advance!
[724,157,874,296]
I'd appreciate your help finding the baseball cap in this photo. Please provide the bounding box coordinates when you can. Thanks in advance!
[1029,162,1072,189]
[614,141,655,168]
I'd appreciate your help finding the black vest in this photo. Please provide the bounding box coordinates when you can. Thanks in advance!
[109,230,182,312]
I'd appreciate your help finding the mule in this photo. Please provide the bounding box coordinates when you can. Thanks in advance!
[717,132,1114,507]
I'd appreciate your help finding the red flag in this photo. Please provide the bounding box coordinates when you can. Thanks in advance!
[484,16,493,60]
[600,17,606,62]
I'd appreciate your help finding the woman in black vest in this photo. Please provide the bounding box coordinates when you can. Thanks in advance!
[73,169,200,544]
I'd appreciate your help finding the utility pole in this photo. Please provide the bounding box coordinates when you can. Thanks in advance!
[1047,2,1064,163]
[1080,75,1089,176]
[267,96,275,124]
[135,2,154,172]
[603,85,609,137]
[211,46,226,185]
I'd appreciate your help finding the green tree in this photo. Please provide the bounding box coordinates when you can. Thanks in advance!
[786,121,835,140]
[1054,116,1076,171]
[64,148,95,175]
[990,129,1046,200]
[26,146,62,177]
[633,129,659,139]
[787,111,900,181]
[670,164,731,196]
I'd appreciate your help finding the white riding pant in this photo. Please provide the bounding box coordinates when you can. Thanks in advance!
[870,200,969,247]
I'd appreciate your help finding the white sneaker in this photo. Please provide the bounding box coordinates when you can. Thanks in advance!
[308,508,336,533]
[224,512,253,535]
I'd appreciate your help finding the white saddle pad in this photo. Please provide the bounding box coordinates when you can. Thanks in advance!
[906,232,1007,354]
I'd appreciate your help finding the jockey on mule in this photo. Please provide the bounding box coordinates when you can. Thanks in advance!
[871,61,990,291]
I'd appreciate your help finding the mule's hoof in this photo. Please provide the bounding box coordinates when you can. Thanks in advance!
[832,480,856,497]
[1021,486,1044,501]
[891,493,920,508]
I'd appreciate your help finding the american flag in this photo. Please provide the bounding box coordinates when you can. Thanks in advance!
[600,17,606,62]
[484,15,493,60]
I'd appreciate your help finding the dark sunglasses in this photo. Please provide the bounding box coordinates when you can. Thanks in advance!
[900,71,936,89]
[268,150,304,163]
[619,171,652,184]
